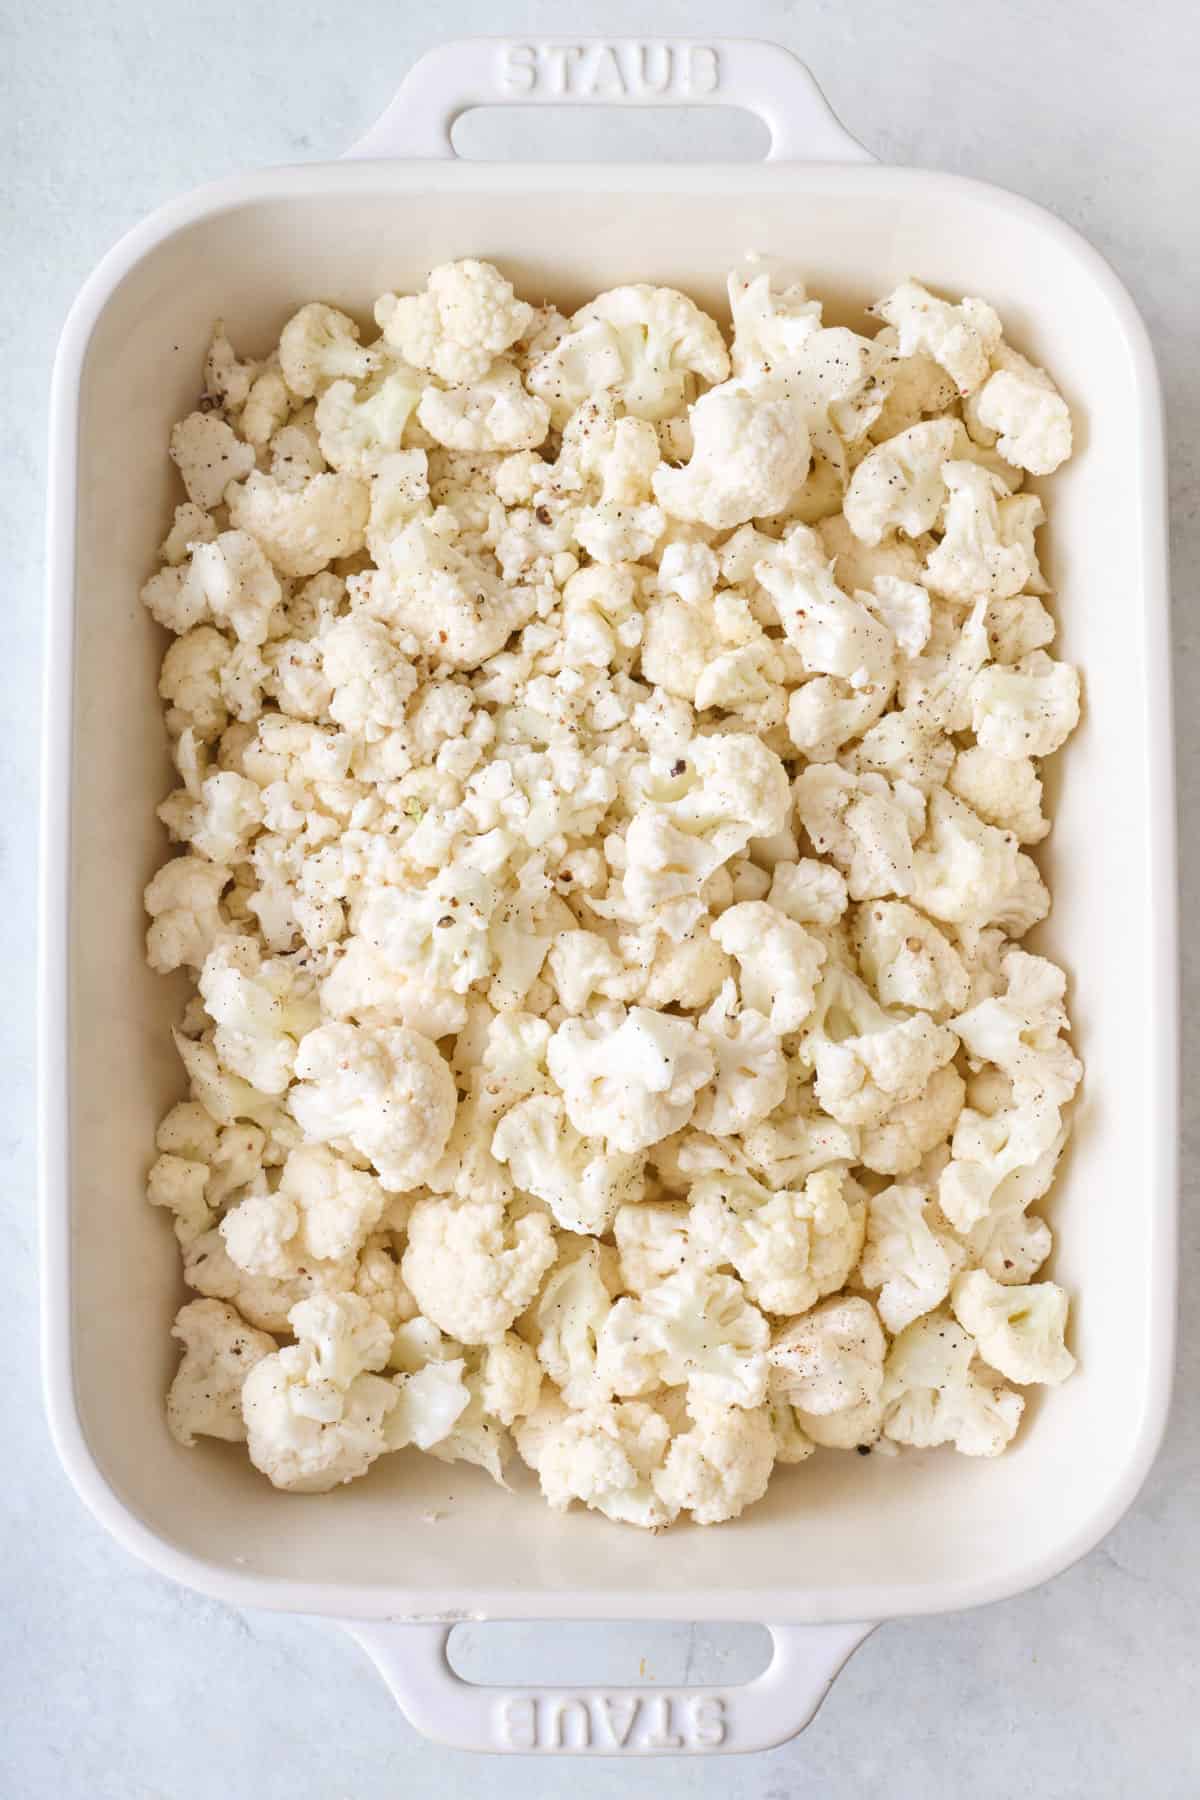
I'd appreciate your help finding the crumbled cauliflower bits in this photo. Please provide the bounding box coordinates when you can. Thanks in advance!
[146,260,1082,1524]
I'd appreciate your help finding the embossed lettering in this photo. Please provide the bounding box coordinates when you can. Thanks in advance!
[633,43,674,94]
[685,46,720,96]
[583,44,626,97]
[496,1696,537,1750]
[546,1698,592,1749]
[497,42,537,96]
[640,1695,685,1750]
[598,1696,640,1747]
[689,1697,728,1748]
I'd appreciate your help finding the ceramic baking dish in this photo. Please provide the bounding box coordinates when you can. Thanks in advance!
[41,37,1176,1756]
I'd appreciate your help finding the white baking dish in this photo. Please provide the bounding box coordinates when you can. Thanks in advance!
[41,37,1177,1756]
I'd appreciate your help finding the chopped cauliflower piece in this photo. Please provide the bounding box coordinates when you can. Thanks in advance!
[515,1396,674,1529]
[288,1022,457,1191]
[170,411,257,509]
[844,419,960,545]
[652,383,811,530]
[951,1270,1076,1385]
[227,470,368,578]
[881,1311,1024,1455]
[969,650,1081,759]
[278,303,372,398]
[167,1299,277,1446]
[769,1296,885,1450]
[241,1292,400,1491]
[874,280,1002,396]
[711,901,826,1035]
[688,1168,863,1316]
[548,1006,714,1154]
[376,260,534,387]
[529,282,730,425]
[598,1268,770,1409]
[973,347,1072,475]
[859,1184,962,1332]
[491,1092,645,1235]
[653,1397,776,1525]
[402,1195,557,1344]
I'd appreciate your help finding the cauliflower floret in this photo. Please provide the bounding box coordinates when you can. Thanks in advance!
[874,280,1002,396]
[857,1062,966,1178]
[652,383,811,531]
[527,1239,619,1409]
[972,347,1072,475]
[314,365,423,472]
[241,1293,399,1491]
[418,360,550,453]
[220,1144,386,1276]
[185,530,282,646]
[145,856,231,974]
[691,982,787,1135]
[317,612,417,738]
[817,510,929,594]
[939,1094,1065,1236]
[768,1296,885,1450]
[240,366,292,447]
[288,1022,457,1192]
[278,303,372,399]
[923,462,1034,602]
[687,1168,863,1316]
[881,1311,1024,1455]
[161,769,264,864]
[912,790,1048,934]
[951,950,1081,1109]
[768,859,849,927]
[547,1006,714,1154]
[795,764,925,902]
[755,525,895,687]
[161,501,218,567]
[951,1270,1076,1385]
[227,470,369,579]
[859,1184,963,1332]
[844,419,961,545]
[198,937,319,1094]
[166,1299,277,1446]
[852,899,970,1017]
[613,1201,701,1295]
[479,1332,543,1426]
[653,1397,776,1525]
[365,516,534,669]
[710,900,826,1034]
[802,965,959,1130]
[949,746,1049,843]
[169,411,257,509]
[402,1195,557,1344]
[159,626,231,738]
[623,732,791,920]
[528,283,729,425]
[376,260,534,387]
[515,1396,674,1529]
[598,1269,769,1409]
[491,1093,645,1235]
[968,650,1081,758]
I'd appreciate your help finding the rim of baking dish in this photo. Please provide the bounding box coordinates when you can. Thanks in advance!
[40,159,1178,1623]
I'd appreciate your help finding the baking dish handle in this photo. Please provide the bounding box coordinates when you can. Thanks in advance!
[344,1618,875,1755]
[345,37,872,164]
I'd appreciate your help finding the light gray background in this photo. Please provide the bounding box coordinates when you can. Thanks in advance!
[5,1,1198,1794]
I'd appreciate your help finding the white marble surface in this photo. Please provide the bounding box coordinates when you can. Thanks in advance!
[5,0,1199,1793]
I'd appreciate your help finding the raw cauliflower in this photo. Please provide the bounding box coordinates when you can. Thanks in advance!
[146,258,1081,1521]
[402,1195,557,1344]
[167,1299,277,1446]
